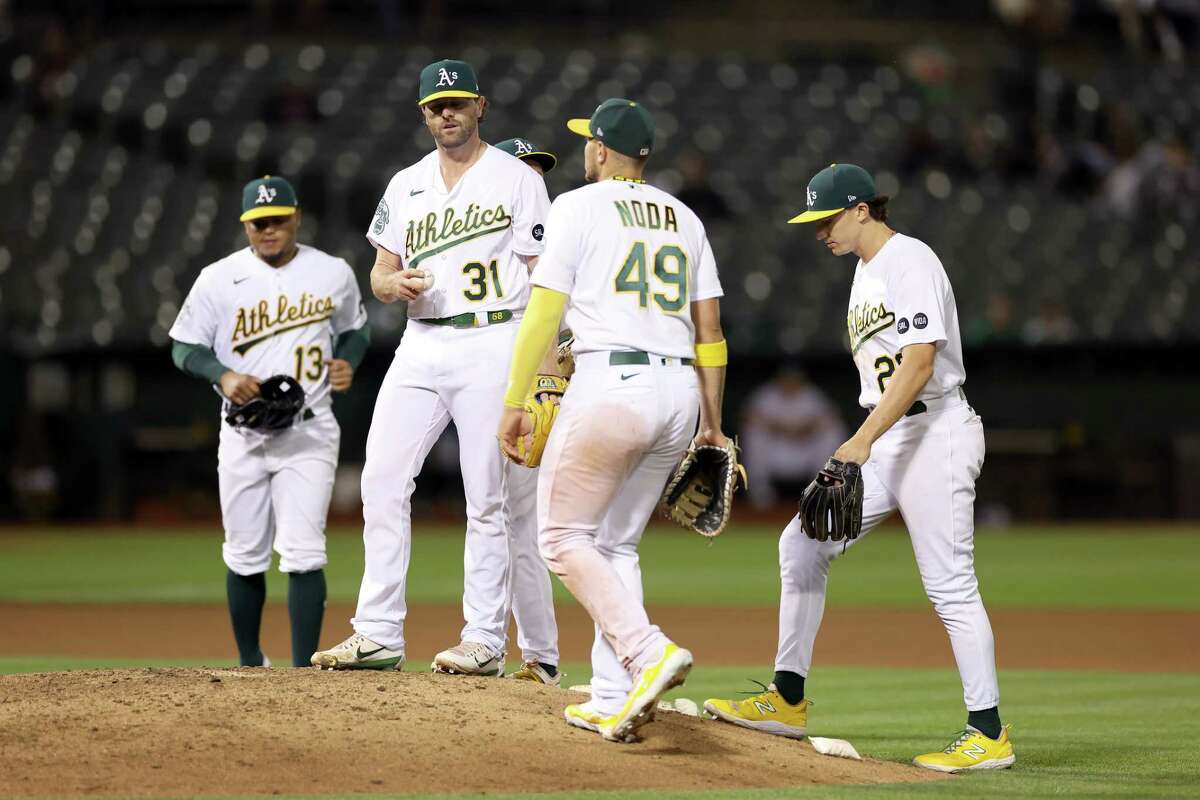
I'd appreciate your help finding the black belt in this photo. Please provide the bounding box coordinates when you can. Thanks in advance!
[609,351,695,366]
[418,310,514,329]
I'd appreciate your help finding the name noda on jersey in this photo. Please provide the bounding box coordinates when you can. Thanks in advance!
[367,147,550,319]
[531,180,723,360]
[170,245,367,408]
[845,233,965,409]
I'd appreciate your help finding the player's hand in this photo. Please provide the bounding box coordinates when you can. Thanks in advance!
[219,371,261,405]
[326,359,353,392]
[497,405,534,465]
[692,428,731,448]
[390,269,429,301]
[832,435,871,466]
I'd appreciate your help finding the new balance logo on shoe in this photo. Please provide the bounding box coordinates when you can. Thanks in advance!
[753,699,777,715]
[962,743,986,760]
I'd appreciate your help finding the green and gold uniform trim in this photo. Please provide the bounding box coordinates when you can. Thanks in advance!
[241,205,298,222]
[233,314,332,355]
[419,309,514,329]
[407,221,512,268]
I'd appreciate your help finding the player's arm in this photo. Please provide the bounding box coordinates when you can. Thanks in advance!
[691,297,729,447]
[326,325,370,392]
[369,245,428,304]
[835,342,935,464]
[170,340,260,404]
[497,286,567,463]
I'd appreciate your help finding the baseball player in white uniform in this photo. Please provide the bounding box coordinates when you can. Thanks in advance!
[704,163,1014,773]
[498,98,730,743]
[312,59,560,682]
[493,137,558,177]
[170,175,369,668]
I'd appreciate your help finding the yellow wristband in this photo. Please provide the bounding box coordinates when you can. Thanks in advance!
[694,339,728,367]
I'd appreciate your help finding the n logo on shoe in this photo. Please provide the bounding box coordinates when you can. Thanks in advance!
[962,742,986,760]
[752,699,776,715]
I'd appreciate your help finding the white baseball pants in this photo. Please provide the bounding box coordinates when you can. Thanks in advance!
[218,413,340,575]
[536,352,699,716]
[352,320,557,663]
[775,399,999,710]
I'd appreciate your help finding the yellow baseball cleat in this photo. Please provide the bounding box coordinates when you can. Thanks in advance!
[914,725,1015,773]
[563,702,610,734]
[601,642,693,743]
[703,684,809,739]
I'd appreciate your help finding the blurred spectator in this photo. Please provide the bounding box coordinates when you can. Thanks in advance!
[965,292,1020,346]
[740,368,846,511]
[1140,135,1200,218]
[1022,299,1079,344]
[674,151,730,221]
[263,80,320,125]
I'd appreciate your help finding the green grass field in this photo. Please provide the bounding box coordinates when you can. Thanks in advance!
[2,523,1198,799]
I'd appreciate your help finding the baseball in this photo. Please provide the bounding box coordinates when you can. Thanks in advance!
[419,270,434,290]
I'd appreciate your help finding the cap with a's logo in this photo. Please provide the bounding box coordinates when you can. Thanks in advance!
[567,98,654,158]
[493,137,557,173]
[788,163,878,224]
[418,59,481,106]
[240,175,299,222]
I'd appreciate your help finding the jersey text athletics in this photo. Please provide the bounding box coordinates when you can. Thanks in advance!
[405,203,511,266]
[232,292,335,354]
[847,299,895,354]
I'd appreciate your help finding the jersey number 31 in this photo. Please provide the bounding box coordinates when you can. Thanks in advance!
[615,242,688,312]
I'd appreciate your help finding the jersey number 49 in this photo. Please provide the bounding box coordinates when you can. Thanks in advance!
[615,242,688,313]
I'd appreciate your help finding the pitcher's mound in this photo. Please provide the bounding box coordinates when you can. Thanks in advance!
[1,668,942,797]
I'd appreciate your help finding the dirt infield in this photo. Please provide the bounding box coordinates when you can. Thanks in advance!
[3,602,1196,672]
[0,668,943,798]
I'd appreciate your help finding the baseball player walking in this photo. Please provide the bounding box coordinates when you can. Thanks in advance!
[312,60,560,681]
[704,164,1014,772]
[498,98,731,743]
[170,176,369,668]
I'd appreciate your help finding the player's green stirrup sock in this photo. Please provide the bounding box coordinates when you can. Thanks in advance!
[226,570,267,666]
[967,707,1002,739]
[288,569,326,668]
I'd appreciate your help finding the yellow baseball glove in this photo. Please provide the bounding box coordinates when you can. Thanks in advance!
[515,374,568,468]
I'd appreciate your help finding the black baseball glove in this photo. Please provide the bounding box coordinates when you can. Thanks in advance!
[798,458,864,542]
[659,438,748,537]
[225,374,306,432]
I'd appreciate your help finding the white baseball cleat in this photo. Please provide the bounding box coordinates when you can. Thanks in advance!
[431,641,505,676]
[311,632,404,670]
[564,701,611,734]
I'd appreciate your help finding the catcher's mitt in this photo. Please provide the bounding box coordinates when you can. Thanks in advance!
[225,374,306,432]
[797,458,864,542]
[659,438,748,537]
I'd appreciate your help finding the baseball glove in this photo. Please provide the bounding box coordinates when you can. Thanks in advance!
[797,458,864,542]
[659,438,748,537]
[516,395,560,468]
[556,330,576,379]
[225,374,306,432]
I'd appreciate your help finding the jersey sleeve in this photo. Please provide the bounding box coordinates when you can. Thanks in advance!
[892,248,949,349]
[692,228,724,301]
[529,195,581,294]
[331,260,369,334]
[365,174,406,258]
[509,165,550,257]
[169,269,219,347]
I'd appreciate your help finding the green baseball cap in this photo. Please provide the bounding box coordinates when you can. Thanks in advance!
[240,175,299,222]
[567,98,654,158]
[418,59,481,106]
[494,137,557,173]
[788,163,877,224]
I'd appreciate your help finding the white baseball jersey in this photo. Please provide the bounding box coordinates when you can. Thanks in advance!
[531,178,723,358]
[846,233,966,408]
[367,146,549,319]
[170,244,367,416]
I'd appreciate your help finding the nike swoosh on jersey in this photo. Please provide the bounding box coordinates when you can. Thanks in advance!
[620,373,638,380]
[410,188,425,196]
[233,277,250,284]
